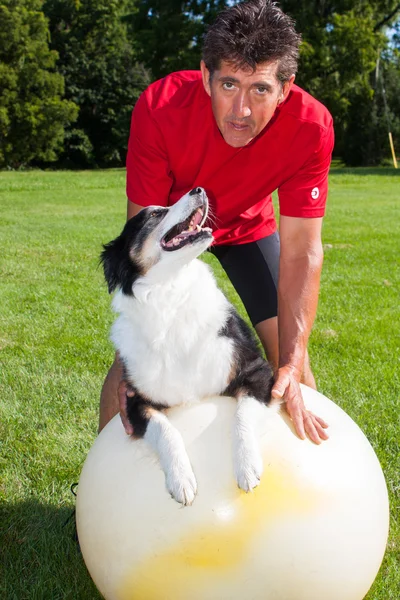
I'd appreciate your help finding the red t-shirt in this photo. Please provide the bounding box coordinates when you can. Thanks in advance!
[126,71,334,245]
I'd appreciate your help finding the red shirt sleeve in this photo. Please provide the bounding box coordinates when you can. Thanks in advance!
[278,121,334,218]
[126,93,173,207]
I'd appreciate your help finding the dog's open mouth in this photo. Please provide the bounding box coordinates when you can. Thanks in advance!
[161,207,212,251]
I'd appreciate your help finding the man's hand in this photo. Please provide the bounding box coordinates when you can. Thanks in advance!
[271,366,329,444]
[118,379,135,435]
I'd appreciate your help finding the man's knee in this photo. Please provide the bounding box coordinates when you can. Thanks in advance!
[105,357,122,387]
[99,355,122,432]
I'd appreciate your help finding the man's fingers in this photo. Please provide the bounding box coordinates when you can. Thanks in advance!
[313,418,330,440]
[304,412,329,444]
[271,375,290,400]
[271,387,284,400]
[119,409,134,436]
[276,368,329,444]
[307,412,329,440]
[290,404,306,440]
[287,401,329,444]
[303,412,322,445]
[311,413,329,429]
[118,380,135,397]
[118,380,135,436]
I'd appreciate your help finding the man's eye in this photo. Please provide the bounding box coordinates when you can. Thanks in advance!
[256,86,268,94]
[222,82,235,90]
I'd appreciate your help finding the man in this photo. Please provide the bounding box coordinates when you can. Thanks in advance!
[100,0,332,443]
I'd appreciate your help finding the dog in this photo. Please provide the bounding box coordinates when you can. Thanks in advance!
[101,187,277,505]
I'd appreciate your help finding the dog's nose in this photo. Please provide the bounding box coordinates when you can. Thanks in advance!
[189,187,203,196]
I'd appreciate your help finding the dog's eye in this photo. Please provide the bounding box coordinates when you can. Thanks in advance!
[150,211,158,217]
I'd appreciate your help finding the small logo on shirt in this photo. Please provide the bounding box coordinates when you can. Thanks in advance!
[311,187,320,199]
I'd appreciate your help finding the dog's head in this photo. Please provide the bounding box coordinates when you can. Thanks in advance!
[101,188,213,294]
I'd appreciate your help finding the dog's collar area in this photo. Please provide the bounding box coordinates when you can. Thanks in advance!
[161,207,212,251]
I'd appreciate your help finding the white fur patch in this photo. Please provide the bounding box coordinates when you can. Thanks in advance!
[111,260,234,406]
[233,396,265,492]
[144,411,197,505]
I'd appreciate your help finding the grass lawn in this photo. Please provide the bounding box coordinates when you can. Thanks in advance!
[0,167,399,599]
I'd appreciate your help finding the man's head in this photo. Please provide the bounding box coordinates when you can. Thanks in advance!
[201,0,301,147]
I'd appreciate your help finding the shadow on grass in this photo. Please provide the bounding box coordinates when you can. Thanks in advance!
[330,167,400,176]
[0,499,101,600]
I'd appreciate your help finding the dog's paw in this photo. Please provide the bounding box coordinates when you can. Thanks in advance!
[165,458,197,506]
[234,444,263,493]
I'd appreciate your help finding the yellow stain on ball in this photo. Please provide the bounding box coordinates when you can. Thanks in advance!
[117,465,321,600]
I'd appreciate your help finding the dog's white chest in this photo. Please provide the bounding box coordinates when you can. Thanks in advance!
[111,261,234,406]
[123,328,233,405]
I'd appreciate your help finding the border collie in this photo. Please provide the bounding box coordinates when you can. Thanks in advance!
[101,188,277,505]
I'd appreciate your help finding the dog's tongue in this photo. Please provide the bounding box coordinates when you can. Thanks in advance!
[173,228,200,244]
[163,208,206,248]
[163,227,199,248]
[193,209,203,227]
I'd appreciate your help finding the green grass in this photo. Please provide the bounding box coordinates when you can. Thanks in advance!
[0,168,399,599]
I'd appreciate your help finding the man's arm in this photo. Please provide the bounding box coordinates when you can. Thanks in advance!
[271,215,329,444]
[127,199,144,220]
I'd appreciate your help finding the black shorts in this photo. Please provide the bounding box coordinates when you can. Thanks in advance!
[210,232,280,327]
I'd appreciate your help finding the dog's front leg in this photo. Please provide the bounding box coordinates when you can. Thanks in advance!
[128,400,197,505]
[233,395,264,492]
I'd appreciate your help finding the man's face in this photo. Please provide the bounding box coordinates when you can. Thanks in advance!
[201,60,294,148]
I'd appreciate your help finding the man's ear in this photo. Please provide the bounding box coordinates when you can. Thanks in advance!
[200,60,212,97]
[280,74,295,104]
[100,235,125,293]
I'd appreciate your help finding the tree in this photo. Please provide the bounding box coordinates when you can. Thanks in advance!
[44,0,151,167]
[124,1,227,79]
[0,0,78,168]
[280,0,400,164]
[374,21,400,165]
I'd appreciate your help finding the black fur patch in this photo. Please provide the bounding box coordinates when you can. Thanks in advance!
[220,309,274,404]
[100,208,167,295]
[125,391,168,438]
[126,397,150,438]
[120,363,168,438]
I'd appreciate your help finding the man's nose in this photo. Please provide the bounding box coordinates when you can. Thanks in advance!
[233,93,251,118]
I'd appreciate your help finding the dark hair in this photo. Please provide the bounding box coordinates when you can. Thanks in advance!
[202,0,301,84]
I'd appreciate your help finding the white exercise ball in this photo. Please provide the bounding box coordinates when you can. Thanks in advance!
[76,385,389,600]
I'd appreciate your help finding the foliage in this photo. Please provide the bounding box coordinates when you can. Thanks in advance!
[378,21,400,160]
[0,0,78,168]
[280,1,400,165]
[43,0,151,167]
[124,0,227,80]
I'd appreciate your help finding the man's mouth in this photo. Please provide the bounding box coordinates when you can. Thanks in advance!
[228,121,249,131]
[161,207,212,251]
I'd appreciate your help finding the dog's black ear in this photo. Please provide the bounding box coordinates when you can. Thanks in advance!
[100,235,125,293]
[101,214,146,295]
